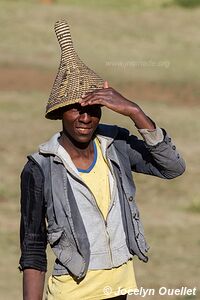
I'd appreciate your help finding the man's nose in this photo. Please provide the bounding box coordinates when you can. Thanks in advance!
[79,112,91,123]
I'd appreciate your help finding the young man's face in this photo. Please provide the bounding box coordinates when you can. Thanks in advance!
[62,103,102,144]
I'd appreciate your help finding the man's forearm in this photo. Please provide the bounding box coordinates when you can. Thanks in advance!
[129,106,156,130]
[23,269,45,300]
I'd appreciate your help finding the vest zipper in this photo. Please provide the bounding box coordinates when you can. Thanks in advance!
[91,193,113,266]
[104,219,113,266]
[80,180,114,267]
[96,205,113,267]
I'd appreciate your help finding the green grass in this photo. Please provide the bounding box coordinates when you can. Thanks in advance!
[174,0,200,8]
[0,0,200,84]
[187,197,200,213]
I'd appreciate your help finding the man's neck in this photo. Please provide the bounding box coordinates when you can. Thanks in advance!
[59,132,94,159]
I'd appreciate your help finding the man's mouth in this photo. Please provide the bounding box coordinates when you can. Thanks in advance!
[76,127,93,134]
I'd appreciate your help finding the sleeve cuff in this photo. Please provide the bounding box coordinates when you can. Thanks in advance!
[138,125,164,146]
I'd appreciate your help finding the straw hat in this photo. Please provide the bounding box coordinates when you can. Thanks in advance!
[45,20,104,119]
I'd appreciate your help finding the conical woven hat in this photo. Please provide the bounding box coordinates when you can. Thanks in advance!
[45,20,104,119]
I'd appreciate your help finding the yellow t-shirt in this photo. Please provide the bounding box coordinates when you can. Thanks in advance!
[47,138,137,300]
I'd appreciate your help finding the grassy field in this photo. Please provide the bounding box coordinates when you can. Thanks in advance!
[0,1,200,299]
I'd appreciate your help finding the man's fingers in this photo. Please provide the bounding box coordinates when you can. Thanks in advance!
[81,91,109,103]
[79,94,105,106]
[82,83,110,99]
[104,80,109,89]
[80,99,103,106]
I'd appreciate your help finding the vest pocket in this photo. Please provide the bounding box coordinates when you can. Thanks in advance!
[132,208,150,256]
[47,229,73,264]
[47,228,86,278]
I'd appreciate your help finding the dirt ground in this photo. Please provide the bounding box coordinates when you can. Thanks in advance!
[1,66,199,105]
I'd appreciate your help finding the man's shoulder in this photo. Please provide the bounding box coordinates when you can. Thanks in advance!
[28,152,52,175]
[21,154,45,183]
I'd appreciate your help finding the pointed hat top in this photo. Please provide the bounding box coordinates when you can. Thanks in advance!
[45,20,104,119]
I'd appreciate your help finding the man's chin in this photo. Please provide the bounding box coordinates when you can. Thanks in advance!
[75,135,93,144]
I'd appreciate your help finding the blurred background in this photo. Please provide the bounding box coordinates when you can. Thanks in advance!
[0,0,200,299]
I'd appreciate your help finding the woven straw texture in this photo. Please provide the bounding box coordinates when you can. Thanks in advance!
[45,20,104,119]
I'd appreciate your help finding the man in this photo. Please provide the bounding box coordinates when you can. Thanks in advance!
[19,21,185,300]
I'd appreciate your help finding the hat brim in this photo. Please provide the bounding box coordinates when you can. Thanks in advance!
[45,98,80,120]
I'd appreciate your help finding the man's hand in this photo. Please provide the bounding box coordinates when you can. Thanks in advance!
[80,81,155,130]
[80,81,140,117]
